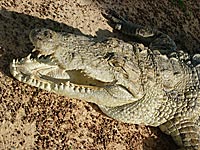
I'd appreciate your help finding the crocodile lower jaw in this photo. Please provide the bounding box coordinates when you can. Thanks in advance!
[10,56,101,95]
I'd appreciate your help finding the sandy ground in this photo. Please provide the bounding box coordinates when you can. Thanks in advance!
[0,0,199,150]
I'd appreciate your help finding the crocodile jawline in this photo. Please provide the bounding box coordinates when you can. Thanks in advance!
[10,53,111,93]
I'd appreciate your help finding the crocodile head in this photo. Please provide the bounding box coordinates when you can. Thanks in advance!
[10,29,145,107]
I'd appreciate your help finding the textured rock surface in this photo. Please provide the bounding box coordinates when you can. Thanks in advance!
[0,0,199,150]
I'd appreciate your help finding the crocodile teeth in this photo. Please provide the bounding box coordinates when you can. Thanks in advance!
[23,77,29,82]
[37,80,44,88]
[38,81,44,88]
[32,48,37,52]
[65,81,70,86]
[30,78,41,87]
[68,82,74,89]
[44,83,51,91]
[32,78,36,85]
[27,78,33,85]
[49,56,57,63]
[10,60,17,76]
[11,70,17,77]
[85,88,91,93]
[27,54,31,59]
[74,86,80,93]
[35,79,40,87]
[67,82,76,92]
[79,87,86,93]
[24,54,32,62]
[50,58,55,62]
[12,59,16,64]
[37,54,42,58]
[59,83,64,90]
[15,73,23,81]
[54,84,59,91]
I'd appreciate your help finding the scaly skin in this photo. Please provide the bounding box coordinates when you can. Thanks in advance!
[10,12,200,149]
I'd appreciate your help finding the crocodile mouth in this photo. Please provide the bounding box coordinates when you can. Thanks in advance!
[10,52,137,107]
[10,53,111,92]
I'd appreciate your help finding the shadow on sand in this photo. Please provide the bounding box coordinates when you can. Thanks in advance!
[0,9,178,150]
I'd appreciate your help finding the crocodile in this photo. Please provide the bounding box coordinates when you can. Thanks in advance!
[10,11,200,149]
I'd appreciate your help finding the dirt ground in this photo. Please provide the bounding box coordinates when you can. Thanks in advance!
[0,0,199,150]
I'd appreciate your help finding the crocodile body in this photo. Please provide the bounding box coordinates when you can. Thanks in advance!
[10,12,200,149]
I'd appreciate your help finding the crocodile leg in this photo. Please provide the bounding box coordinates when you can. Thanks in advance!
[103,10,177,54]
[159,116,200,150]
